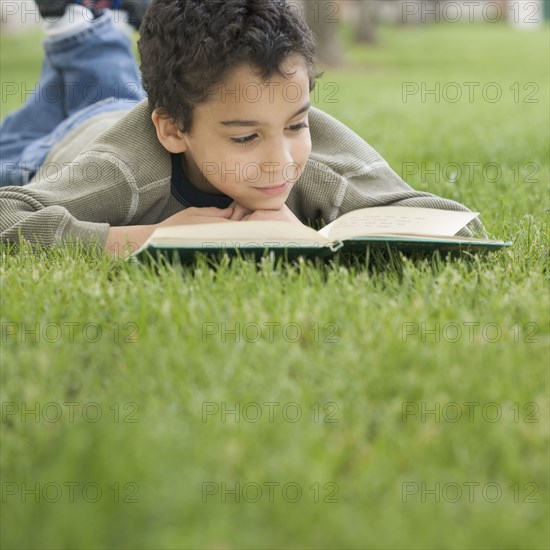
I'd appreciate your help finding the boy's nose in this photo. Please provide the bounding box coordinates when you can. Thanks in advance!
[260,141,294,175]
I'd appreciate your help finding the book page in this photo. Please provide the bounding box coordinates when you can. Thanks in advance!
[148,220,333,248]
[318,207,479,241]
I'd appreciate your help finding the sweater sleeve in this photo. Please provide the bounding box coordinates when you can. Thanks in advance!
[296,108,487,238]
[0,151,139,249]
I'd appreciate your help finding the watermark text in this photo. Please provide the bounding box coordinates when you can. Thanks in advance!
[202,401,339,424]
[202,481,339,503]
[202,322,340,343]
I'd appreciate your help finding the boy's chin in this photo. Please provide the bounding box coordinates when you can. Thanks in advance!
[244,196,288,212]
[237,189,292,212]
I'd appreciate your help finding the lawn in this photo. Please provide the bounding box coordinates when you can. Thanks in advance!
[1,22,549,549]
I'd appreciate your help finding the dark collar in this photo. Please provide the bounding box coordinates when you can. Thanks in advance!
[170,153,233,208]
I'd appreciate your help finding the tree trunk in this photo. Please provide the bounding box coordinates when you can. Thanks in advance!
[305,0,344,67]
[356,0,379,43]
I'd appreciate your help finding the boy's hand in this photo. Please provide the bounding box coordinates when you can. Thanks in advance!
[242,205,303,225]
[158,207,235,227]
[229,201,303,225]
[229,201,253,221]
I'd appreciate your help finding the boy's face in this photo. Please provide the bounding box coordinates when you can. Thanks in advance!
[178,55,312,211]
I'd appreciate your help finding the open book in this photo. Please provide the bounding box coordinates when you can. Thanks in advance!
[129,206,511,262]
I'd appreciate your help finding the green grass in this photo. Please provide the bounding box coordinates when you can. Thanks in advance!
[1,23,549,549]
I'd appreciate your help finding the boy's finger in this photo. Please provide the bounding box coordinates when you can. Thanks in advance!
[230,207,249,221]
[200,207,234,217]
[201,217,233,223]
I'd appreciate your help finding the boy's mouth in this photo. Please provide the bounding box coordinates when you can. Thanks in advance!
[252,182,289,196]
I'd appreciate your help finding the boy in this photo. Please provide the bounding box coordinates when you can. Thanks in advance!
[0,0,484,256]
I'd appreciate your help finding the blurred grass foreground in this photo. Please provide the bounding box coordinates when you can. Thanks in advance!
[1,11,549,550]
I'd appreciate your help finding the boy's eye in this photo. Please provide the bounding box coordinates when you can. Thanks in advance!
[229,122,309,146]
[288,122,309,132]
[230,134,258,145]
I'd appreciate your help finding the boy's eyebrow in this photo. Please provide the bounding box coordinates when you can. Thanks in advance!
[220,102,311,127]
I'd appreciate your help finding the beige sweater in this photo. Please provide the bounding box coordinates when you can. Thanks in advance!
[0,99,484,249]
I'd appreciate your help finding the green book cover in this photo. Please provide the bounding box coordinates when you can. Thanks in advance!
[129,207,511,263]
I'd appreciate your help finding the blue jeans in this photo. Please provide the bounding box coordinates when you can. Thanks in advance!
[0,13,146,186]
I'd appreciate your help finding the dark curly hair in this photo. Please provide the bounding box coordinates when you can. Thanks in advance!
[138,0,318,132]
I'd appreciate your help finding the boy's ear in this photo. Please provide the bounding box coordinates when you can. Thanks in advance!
[151,110,188,153]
